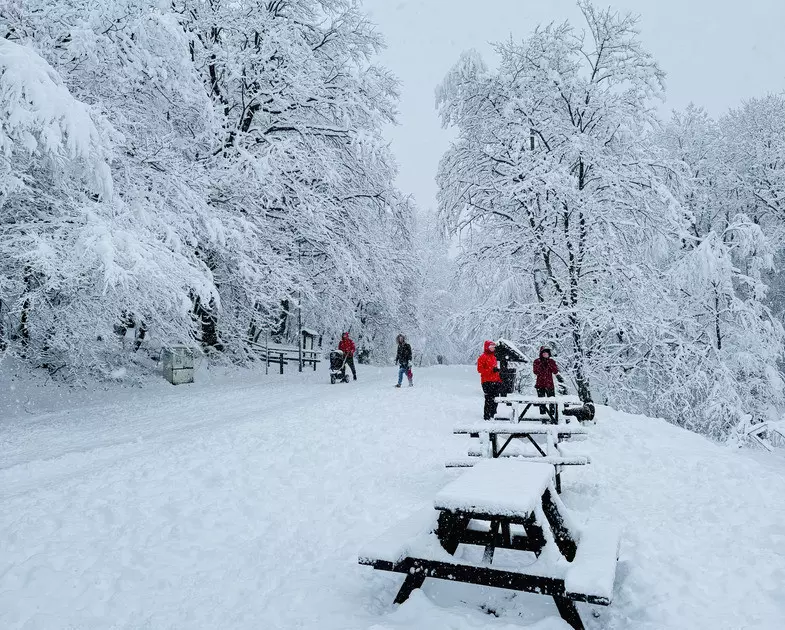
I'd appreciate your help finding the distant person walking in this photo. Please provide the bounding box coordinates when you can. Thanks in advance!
[338,332,357,381]
[533,346,559,413]
[477,340,502,420]
[394,334,413,387]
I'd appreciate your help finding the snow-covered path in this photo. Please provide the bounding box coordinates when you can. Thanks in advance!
[1,366,784,629]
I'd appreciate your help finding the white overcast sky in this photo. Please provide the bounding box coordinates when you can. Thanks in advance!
[361,0,785,211]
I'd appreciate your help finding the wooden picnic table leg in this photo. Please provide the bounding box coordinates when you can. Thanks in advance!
[482,520,500,564]
[525,434,547,457]
[545,428,558,456]
[522,513,547,556]
[555,469,562,494]
[394,571,426,604]
[491,434,499,458]
[545,403,557,424]
[501,521,512,547]
[496,435,514,457]
[552,595,585,630]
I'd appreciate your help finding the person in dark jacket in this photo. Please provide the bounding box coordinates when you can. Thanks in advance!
[394,334,413,387]
[532,346,559,414]
[338,332,357,380]
[477,340,503,420]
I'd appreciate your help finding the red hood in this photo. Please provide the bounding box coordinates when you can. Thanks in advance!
[484,340,496,353]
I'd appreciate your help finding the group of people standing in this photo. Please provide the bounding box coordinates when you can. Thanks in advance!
[336,332,414,387]
[477,342,560,420]
[336,333,561,414]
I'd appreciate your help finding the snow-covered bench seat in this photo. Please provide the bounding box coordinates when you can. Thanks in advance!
[446,454,589,467]
[454,421,588,437]
[358,462,620,629]
[465,448,590,462]
[564,522,622,605]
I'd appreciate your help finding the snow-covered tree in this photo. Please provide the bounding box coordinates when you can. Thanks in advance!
[0,37,215,376]
[650,104,785,438]
[2,0,416,375]
[436,2,785,438]
[436,1,670,402]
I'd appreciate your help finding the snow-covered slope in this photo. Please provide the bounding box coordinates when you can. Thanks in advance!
[1,366,784,629]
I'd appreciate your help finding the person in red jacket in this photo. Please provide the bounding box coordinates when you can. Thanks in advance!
[477,340,503,420]
[338,332,357,381]
[533,346,559,414]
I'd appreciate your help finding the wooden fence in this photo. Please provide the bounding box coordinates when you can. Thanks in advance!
[246,340,321,374]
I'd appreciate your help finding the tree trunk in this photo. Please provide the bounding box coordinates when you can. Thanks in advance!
[193,296,222,351]
[272,299,290,339]
[569,312,592,402]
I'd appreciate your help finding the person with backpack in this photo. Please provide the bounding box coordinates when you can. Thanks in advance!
[533,346,559,414]
[338,332,357,381]
[394,334,413,387]
[477,340,503,420]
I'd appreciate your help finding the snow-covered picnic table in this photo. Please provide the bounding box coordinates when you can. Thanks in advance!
[495,393,584,424]
[449,421,590,492]
[359,459,621,630]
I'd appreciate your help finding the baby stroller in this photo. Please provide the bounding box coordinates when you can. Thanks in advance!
[329,350,350,384]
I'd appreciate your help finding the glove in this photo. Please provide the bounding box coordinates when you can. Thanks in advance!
[492,367,500,373]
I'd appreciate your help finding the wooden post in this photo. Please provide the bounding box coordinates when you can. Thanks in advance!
[265,330,269,375]
[279,351,284,375]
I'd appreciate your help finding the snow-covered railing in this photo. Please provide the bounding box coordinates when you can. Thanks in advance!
[737,416,785,452]
[245,340,321,374]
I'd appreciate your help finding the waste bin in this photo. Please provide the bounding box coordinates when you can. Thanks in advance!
[162,345,195,385]
[494,339,526,396]
[499,367,517,396]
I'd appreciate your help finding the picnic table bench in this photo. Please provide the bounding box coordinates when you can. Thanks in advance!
[359,460,620,630]
[495,394,585,424]
[449,421,590,492]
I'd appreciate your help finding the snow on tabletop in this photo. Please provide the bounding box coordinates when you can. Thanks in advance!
[434,459,553,517]
[464,452,590,465]
[358,507,439,565]
[453,421,587,435]
[564,522,621,601]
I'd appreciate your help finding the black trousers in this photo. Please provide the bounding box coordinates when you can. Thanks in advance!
[482,381,503,420]
[345,355,357,379]
[536,387,555,415]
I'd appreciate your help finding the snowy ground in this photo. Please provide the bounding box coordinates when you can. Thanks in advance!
[2,364,785,629]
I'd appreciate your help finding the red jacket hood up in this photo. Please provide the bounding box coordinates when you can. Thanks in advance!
[477,340,502,384]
